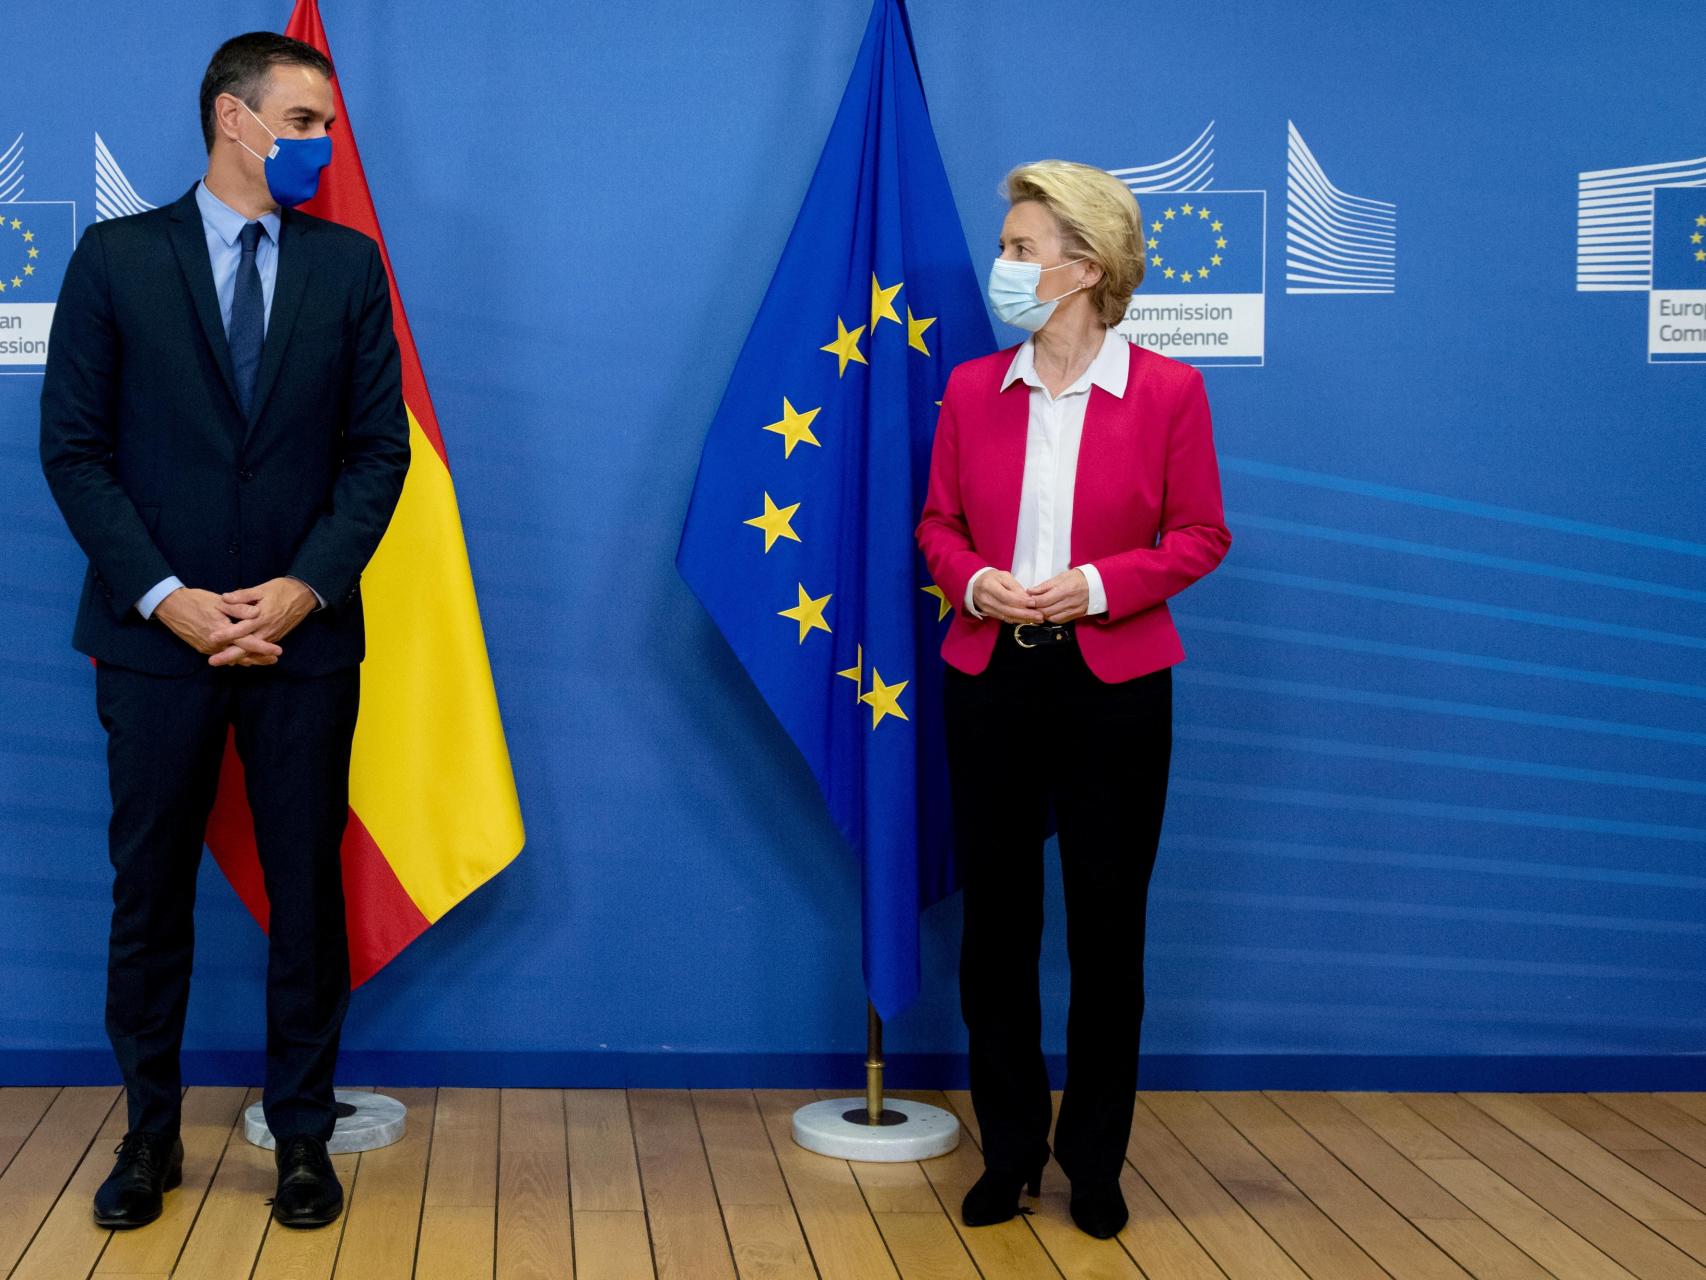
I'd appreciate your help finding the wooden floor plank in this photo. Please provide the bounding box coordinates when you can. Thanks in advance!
[565,1091,644,1213]
[693,1091,791,1208]
[415,1086,500,1280]
[1405,1092,1706,1279]
[629,1089,735,1280]
[169,1087,278,1280]
[572,1210,655,1280]
[331,1087,437,1280]
[1205,1090,1471,1280]
[0,1085,119,1274]
[1267,1091,1551,1280]
[1144,1092,1385,1280]
[721,1203,818,1280]
[0,1088,61,1177]
[1463,1092,1703,1222]
[1594,1095,1706,1166]
[754,1090,900,1280]
[1414,1155,1637,1280]
[871,1209,981,1280]
[9,1087,127,1280]
[93,1086,248,1277]
[496,1088,573,1280]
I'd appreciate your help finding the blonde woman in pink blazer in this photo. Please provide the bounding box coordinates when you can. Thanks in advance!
[917,160,1231,1240]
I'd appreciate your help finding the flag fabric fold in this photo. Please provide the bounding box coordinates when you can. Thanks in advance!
[203,0,525,986]
[677,0,994,1018]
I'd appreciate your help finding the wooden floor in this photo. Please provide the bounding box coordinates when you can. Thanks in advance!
[7,1088,1706,1278]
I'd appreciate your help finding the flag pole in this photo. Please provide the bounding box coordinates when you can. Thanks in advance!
[865,1001,885,1123]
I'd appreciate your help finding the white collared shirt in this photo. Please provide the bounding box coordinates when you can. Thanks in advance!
[965,327,1129,618]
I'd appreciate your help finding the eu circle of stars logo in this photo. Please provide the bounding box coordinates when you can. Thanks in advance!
[1146,201,1227,286]
[1692,212,1706,269]
[0,214,41,295]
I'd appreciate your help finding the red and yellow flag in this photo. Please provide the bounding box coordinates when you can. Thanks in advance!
[203,0,525,985]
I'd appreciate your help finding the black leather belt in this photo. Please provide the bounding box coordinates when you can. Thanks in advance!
[1012,621,1075,649]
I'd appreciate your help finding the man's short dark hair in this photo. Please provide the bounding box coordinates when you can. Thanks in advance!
[199,32,333,153]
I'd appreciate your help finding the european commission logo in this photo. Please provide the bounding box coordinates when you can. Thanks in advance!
[1110,122,1268,367]
[0,133,76,375]
[1576,152,1706,364]
[0,130,157,374]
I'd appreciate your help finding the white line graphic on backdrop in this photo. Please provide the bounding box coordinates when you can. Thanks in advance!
[1285,121,1396,295]
[1108,121,1215,194]
[0,133,23,202]
[95,134,155,221]
[1576,155,1706,292]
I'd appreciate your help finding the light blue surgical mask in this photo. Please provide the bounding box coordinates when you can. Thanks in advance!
[235,99,332,208]
[987,256,1087,331]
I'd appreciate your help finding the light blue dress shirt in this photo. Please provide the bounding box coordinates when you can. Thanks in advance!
[136,182,286,620]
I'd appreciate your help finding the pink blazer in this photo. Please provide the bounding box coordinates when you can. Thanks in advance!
[916,340,1231,683]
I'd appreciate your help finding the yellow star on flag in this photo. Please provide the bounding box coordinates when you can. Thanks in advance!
[906,307,935,356]
[779,583,832,643]
[7,218,18,230]
[743,492,802,551]
[1164,208,1176,220]
[870,275,903,329]
[20,264,31,276]
[26,247,37,258]
[1697,249,1706,262]
[1181,202,1194,215]
[860,669,909,728]
[1696,215,1706,227]
[921,584,951,621]
[821,315,868,377]
[1198,207,1211,220]
[8,277,18,289]
[0,282,7,294]
[1211,253,1222,266]
[1163,267,1175,279]
[836,644,863,694]
[1215,236,1227,249]
[1196,267,1209,280]
[1151,219,1162,233]
[1693,232,1703,244]
[20,230,32,242]
[763,397,821,458]
[1181,270,1194,283]
[1146,237,1158,250]
[1211,220,1222,231]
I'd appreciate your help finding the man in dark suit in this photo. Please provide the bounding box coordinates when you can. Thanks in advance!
[39,32,410,1230]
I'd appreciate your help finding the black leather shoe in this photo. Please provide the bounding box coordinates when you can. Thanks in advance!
[93,1131,183,1229]
[960,1164,1044,1227]
[1069,1180,1128,1238]
[271,1135,343,1228]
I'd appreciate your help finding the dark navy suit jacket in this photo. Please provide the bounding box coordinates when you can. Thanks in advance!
[39,183,411,676]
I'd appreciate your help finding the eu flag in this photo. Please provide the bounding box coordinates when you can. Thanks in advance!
[1652,186,1706,289]
[676,0,994,1018]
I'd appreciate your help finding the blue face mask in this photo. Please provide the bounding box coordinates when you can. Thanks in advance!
[987,256,1087,331]
[236,99,332,208]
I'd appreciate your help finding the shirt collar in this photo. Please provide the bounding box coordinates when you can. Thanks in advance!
[1001,327,1130,398]
[196,179,281,248]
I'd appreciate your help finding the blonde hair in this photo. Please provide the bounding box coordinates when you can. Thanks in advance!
[1002,160,1144,325]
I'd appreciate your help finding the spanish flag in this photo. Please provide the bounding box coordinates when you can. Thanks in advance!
[203,0,525,984]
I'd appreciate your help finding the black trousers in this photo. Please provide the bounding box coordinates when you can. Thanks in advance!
[944,627,1171,1186]
[95,660,359,1143]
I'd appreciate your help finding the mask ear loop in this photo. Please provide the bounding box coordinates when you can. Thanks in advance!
[232,97,281,162]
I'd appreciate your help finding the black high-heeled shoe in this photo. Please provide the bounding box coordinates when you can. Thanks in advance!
[960,1164,1045,1227]
[1069,1180,1128,1239]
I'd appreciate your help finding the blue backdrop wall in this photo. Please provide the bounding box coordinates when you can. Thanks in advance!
[2,0,1703,1089]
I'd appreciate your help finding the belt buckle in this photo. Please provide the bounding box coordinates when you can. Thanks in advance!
[1014,623,1039,649]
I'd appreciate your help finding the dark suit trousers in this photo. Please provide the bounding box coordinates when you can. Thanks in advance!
[944,628,1171,1186]
[95,659,359,1142]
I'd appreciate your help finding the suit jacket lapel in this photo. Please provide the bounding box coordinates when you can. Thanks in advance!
[166,185,244,421]
[245,209,311,438]
[985,366,1031,574]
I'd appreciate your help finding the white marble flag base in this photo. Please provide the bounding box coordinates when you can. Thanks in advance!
[791,1096,960,1162]
[243,1089,408,1154]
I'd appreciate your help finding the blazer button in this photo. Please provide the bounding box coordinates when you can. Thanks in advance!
[238,468,254,482]
[226,539,240,556]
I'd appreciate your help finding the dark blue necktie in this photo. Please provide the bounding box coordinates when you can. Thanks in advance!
[229,221,265,418]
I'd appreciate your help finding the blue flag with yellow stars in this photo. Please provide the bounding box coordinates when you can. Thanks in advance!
[676,0,994,1019]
